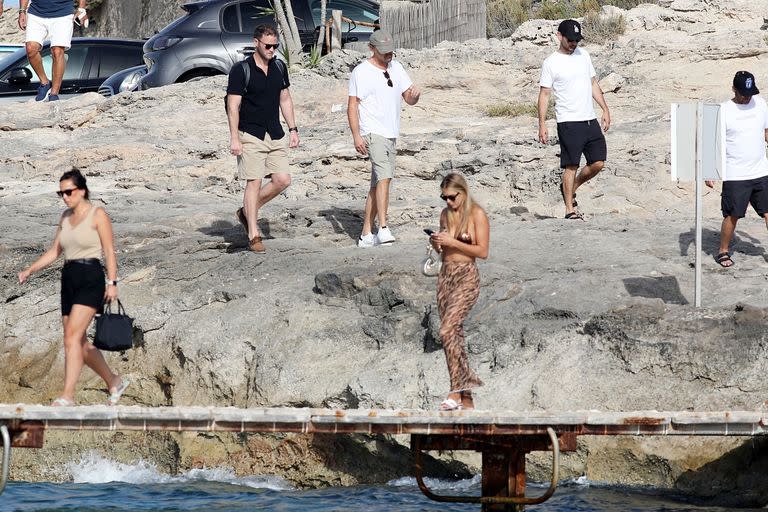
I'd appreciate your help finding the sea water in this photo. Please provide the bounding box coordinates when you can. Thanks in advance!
[0,454,756,511]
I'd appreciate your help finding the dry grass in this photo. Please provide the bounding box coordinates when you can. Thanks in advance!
[484,101,555,118]
[582,11,626,41]
[487,0,657,39]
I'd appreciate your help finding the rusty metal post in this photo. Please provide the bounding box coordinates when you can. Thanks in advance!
[481,449,525,512]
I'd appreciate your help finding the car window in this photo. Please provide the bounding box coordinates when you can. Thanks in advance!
[240,0,277,35]
[14,45,90,82]
[222,3,240,32]
[96,45,143,78]
[310,0,377,32]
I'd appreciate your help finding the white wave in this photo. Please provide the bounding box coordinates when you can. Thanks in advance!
[387,474,481,491]
[64,451,293,490]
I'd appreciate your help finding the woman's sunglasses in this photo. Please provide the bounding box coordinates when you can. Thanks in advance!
[440,193,459,202]
[56,188,78,198]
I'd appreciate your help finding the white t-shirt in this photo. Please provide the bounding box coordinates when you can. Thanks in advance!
[721,96,768,181]
[539,48,597,123]
[348,59,413,139]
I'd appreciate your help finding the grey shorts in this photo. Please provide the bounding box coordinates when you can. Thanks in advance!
[364,133,396,186]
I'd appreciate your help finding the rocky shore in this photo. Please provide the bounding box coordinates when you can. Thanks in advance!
[2,0,768,506]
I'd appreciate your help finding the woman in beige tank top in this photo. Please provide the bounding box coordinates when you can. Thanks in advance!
[18,170,130,406]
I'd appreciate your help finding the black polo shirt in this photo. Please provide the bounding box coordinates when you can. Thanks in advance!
[227,57,290,141]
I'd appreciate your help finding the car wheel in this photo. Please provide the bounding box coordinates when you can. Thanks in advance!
[176,68,222,83]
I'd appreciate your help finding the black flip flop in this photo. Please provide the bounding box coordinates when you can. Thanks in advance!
[564,212,584,220]
[715,252,734,267]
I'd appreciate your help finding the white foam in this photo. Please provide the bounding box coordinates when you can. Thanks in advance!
[64,451,293,490]
[386,474,481,491]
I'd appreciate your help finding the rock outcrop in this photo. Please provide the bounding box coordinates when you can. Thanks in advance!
[2,0,768,506]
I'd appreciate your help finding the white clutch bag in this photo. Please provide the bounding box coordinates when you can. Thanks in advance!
[421,243,442,277]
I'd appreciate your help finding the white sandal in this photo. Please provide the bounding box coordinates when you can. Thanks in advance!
[439,398,462,411]
[51,397,75,407]
[107,376,131,406]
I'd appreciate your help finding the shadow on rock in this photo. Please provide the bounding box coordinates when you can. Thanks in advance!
[318,207,362,241]
[197,219,273,253]
[678,227,767,261]
[623,275,689,305]
[675,437,768,508]
[310,434,472,484]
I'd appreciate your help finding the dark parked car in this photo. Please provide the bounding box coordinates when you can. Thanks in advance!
[142,0,379,89]
[99,64,147,97]
[0,38,144,101]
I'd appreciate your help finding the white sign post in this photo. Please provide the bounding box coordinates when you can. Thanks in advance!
[670,102,725,307]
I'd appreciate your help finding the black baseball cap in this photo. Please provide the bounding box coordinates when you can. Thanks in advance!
[558,19,583,41]
[733,71,759,96]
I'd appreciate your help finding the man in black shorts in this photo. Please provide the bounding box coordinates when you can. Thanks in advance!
[538,19,611,219]
[705,71,768,268]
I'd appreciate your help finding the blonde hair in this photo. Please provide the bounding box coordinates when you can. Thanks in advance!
[440,173,476,237]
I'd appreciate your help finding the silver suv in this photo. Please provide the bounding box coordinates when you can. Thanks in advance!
[142,0,379,89]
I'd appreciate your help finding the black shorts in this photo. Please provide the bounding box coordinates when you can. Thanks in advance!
[556,119,607,168]
[61,260,105,316]
[721,176,768,218]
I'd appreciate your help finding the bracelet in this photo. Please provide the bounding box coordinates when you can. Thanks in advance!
[19,9,27,13]
[105,279,118,286]
[288,127,298,133]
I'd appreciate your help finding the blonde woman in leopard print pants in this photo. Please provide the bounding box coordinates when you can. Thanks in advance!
[430,173,490,410]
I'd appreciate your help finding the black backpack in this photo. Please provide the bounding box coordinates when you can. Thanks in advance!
[224,58,288,113]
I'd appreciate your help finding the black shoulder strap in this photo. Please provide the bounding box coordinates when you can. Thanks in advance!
[241,59,250,95]
[273,58,288,88]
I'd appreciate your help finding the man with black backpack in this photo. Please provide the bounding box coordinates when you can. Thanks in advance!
[226,24,299,254]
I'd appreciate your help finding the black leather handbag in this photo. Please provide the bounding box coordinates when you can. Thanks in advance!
[94,300,134,351]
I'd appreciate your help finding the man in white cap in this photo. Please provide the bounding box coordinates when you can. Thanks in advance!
[705,71,768,268]
[348,29,421,247]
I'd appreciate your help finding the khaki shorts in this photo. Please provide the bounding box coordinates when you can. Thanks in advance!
[364,133,396,186]
[237,131,289,180]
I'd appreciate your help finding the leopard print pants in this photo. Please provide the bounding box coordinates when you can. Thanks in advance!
[437,261,484,392]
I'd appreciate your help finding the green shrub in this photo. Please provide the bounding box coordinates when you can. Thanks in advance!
[486,0,534,38]
[486,0,659,39]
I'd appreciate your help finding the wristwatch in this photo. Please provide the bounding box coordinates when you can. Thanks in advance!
[106,279,118,286]
[288,127,298,133]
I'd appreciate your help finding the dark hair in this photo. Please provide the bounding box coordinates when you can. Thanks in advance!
[59,168,89,199]
[253,24,278,40]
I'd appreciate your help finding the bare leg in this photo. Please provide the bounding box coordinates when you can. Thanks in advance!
[562,166,578,214]
[243,173,291,240]
[719,216,738,257]
[50,46,66,95]
[82,337,121,393]
[361,184,378,235]
[574,160,604,191]
[25,41,49,85]
[374,178,391,228]
[60,305,99,401]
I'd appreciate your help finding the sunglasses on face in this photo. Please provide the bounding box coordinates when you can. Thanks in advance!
[440,193,459,202]
[259,41,280,50]
[383,70,393,87]
[57,188,78,198]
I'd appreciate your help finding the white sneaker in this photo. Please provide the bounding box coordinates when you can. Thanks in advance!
[357,232,377,248]
[377,226,395,244]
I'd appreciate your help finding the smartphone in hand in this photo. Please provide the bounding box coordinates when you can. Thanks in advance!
[424,229,435,236]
